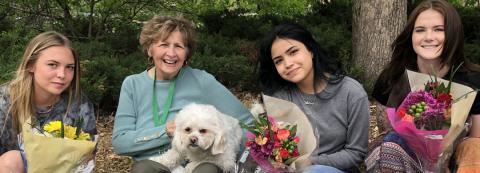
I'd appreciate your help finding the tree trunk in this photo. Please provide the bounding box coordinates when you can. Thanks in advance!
[353,0,407,137]
[55,0,77,38]
[352,0,407,91]
[88,0,95,40]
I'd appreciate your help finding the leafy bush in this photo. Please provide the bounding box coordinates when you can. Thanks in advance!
[76,41,147,112]
[465,42,480,64]
[196,34,238,56]
[0,29,37,84]
[189,54,256,91]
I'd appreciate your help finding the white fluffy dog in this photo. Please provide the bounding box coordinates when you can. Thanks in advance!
[150,103,243,173]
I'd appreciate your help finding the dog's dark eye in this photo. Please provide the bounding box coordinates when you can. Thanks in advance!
[199,129,207,134]
[185,127,191,132]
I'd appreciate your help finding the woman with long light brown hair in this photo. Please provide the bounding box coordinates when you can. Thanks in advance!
[0,31,96,172]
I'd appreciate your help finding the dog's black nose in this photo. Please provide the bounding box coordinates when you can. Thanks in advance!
[190,136,198,144]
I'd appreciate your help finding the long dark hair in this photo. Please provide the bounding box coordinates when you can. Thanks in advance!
[257,23,343,95]
[378,0,480,91]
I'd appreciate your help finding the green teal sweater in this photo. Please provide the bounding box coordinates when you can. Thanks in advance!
[112,67,252,160]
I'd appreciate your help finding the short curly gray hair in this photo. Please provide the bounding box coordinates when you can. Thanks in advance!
[139,15,196,61]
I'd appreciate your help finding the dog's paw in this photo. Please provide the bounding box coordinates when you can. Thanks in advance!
[149,149,182,170]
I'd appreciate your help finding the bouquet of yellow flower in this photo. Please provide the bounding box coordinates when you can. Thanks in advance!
[41,121,91,140]
[22,117,96,173]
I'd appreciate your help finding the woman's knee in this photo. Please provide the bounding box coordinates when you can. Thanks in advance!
[0,150,24,173]
[456,137,480,166]
[131,159,170,173]
[192,162,222,173]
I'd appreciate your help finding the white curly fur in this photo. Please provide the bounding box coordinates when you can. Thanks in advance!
[150,103,243,173]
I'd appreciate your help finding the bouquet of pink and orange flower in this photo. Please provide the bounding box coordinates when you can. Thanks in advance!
[241,113,300,173]
[388,67,477,172]
[239,95,317,173]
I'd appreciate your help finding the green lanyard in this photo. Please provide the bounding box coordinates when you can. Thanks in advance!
[152,68,183,127]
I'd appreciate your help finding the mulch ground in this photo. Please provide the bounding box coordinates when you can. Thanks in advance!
[92,92,382,173]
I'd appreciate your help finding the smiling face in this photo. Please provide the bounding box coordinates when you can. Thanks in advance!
[148,30,187,80]
[271,38,314,86]
[412,9,445,62]
[30,46,75,99]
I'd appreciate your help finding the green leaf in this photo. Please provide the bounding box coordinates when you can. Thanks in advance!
[284,156,299,165]
[74,117,84,139]
[290,125,297,136]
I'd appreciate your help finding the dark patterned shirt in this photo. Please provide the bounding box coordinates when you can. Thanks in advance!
[0,85,96,155]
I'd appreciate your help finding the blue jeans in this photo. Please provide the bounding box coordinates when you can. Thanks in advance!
[303,165,345,173]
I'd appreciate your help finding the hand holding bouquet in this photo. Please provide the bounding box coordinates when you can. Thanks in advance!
[241,113,300,172]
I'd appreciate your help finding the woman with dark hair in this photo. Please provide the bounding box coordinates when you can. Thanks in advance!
[257,23,370,172]
[365,0,480,172]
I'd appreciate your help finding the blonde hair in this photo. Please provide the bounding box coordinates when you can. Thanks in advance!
[139,15,197,62]
[8,31,81,132]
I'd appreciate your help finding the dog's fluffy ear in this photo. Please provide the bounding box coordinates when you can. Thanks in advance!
[211,129,226,155]
[171,132,183,151]
[211,112,227,155]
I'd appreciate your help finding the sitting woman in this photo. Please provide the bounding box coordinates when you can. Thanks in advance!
[0,31,96,172]
[111,15,252,173]
[365,0,480,172]
[257,23,370,172]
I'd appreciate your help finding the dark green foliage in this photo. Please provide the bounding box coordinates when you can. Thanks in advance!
[189,53,256,91]
[76,41,147,112]
[1,0,479,114]
[465,43,480,64]
[0,29,37,83]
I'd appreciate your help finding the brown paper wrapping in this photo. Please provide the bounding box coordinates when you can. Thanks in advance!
[22,119,96,173]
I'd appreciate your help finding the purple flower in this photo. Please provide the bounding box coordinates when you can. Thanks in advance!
[401,91,436,109]
[401,90,450,130]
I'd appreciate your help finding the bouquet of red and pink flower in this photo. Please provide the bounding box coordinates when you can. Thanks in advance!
[241,113,300,173]
[387,68,477,172]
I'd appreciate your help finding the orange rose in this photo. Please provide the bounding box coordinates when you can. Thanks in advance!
[277,129,290,140]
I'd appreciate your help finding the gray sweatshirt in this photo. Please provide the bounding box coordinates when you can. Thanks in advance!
[271,76,369,171]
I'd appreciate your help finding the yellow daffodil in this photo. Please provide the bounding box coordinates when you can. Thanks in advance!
[41,121,91,141]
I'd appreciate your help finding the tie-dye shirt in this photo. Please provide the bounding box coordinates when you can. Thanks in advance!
[0,85,96,155]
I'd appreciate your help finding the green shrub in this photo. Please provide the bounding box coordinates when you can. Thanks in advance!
[0,29,37,84]
[465,42,480,64]
[196,34,238,56]
[189,54,256,91]
[78,39,147,112]
[81,53,147,112]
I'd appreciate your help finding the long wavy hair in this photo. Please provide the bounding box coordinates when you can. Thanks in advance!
[257,23,343,95]
[7,31,80,132]
[378,0,480,91]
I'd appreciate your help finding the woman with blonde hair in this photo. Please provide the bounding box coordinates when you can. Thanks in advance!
[0,31,96,172]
